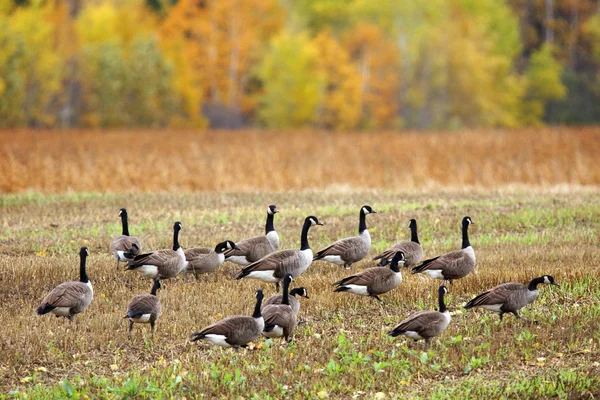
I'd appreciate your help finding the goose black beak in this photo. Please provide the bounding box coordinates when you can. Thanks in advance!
[317,222,324,226]
[552,283,560,287]
[304,295,310,299]
[234,245,241,250]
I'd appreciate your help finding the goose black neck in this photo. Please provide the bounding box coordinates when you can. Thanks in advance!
[79,254,89,283]
[461,223,471,249]
[300,219,312,250]
[359,211,368,234]
[121,214,130,236]
[528,277,545,291]
[289,288,300,298]
[410,223,419,244]
[151,280,159,296]
[390,258,401,273]
[173,228,180,251]
[265,212,275,234]
[438,290,447,313]
[252,295,263,318]
[281,278,291,305]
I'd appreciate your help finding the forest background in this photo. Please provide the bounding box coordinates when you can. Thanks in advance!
[2,0,600,131]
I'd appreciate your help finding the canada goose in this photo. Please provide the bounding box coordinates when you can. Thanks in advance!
[263,287,309,316]
[111,208,143,269]
[464,275,559,323]
[126,222,187,281]
[333,251,405,302]
[185,240,238,279]
[262,274,297,342]
[225,205,280,266]
[314,205,377,270]
[411,216,475,284]
[373,219,423,267]
[124,279,162,337]
[236,216,323,291]
[388,285,451,345]
[190,289,265,348]
[37,247,93,322]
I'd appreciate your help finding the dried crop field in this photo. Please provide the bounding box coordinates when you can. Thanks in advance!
[1,128,600,193]
[1,189,599,398]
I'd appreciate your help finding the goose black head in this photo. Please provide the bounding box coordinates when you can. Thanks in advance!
[392,251,405,264]
[255,289,264,300]
[119,208,127,217]
[291,287,309,299]
[307,216,323,226]
[216,240,238,253]
[409,219,417,228]
[268,205,279,215]
[462,216,473,226]
[439,285,449,295]
[361,205,377,215]
[283,273,294,284]
[174,221,183,231]
[152,279,162,292]
[543,275,560,287]
[80,247,89,258]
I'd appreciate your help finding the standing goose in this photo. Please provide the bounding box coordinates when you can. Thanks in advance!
[225,205,280,266]
[190,289,265,348]
[262,274,297,342]
[124,279,162,337]
[388,285,451,345]
[126,222,187,281]
[185,240,238,279]
[464,275,559,323]
[236,216,323,291]
[333,251,405,302]
[373,219,423,267]
[411,216,475,284]
[314,205,377,270]
[37,247,93,322]
[263,287,309,316]
[111,208,143,269]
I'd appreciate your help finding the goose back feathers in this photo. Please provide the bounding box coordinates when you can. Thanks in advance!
[314,205,376,269]
[37,247,93,321]
[185,240,237,277]
[373,219,423,267]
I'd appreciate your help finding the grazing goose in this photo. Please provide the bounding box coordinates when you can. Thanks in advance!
[263,287,309,316]
[185,240,238,279]
[37,247,93,322]
[333,251,405,302]
[262,274,297,342]
[388,285,451,345]
[126,222,187,281]
[373,219,423,267]
[111,208,143,269]
[225,205,280,266]
[411,216,475,284]
[124,279,162,337]
[236,216,323,291]
[464,275,559,323]
[190,289,265,348]
[314,205,377,270]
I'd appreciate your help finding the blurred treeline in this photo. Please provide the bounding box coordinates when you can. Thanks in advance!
[1,0,600,130]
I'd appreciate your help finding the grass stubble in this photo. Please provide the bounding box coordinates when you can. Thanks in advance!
[0,190,599,398]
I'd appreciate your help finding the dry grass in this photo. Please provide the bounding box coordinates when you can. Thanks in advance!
[1,190,599,398]
[1,128,600,193]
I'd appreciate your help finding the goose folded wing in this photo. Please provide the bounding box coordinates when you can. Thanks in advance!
[128,249,176,267]
[184,247,211,260]
[315,237,357,258]
[335,268,388,286]
[394,311,445,332]
[413,251,463,273]
[225,236,262,257]
[42,282,90,308]
[263,305,294,328]
[241,250,299,274]
[467,283,525,307]
[128,295,160,316]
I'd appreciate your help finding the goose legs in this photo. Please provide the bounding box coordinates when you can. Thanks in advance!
[512,311,537,324]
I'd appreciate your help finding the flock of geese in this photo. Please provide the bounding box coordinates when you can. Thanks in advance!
[36,206,559,348]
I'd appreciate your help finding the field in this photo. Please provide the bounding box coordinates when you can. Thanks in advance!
[1,189,599,399]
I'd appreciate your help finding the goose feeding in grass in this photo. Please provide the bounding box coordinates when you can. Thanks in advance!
[190,289,265,349]
[411,216,475,284]
[225,205,280,266]
[236,216,323,291]
[124,279,162,337]
[464,275,559,323]
[333,251,404,303]
[388,285,451,345]
[37,247,93,322]
[373,218,423,268]
[126,222,187,281]
[314,205,377,270]
[185,240,238,279]
[111,208,143,269]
